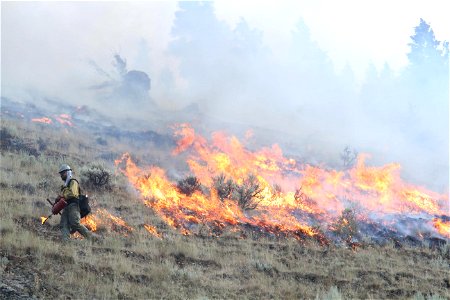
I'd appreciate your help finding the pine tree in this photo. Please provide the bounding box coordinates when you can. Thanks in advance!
[403,18,448,110]
[407,18,449,78]
[402,19,448,181]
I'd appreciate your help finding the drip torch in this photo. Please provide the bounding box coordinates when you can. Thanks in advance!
[42,197,67,225]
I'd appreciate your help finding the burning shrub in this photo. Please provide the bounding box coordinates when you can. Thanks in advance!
[80,163,112,191]
[272,183,283,196]
[331,208,360,244]
[232,174,263,210]
[294,186,316,207]
[177,176,201,196]
[340,146,358,169]
[212,174,263,210]
[213,174,235,201]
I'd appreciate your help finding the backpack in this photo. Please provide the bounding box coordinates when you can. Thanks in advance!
[69,178,91,218]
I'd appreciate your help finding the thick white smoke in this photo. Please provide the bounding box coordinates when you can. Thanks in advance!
[2,2,448,193]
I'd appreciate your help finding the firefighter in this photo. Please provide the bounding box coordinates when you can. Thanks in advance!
[58,164,92,241]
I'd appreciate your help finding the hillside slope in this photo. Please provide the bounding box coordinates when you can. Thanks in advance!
[1,118,449,299]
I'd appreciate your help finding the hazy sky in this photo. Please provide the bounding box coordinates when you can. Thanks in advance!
[215,0,450,78]
[2,0,449,91]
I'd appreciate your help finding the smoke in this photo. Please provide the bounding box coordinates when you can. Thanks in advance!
[1,1,177,118]
[2,2,448,192]
[165,3,449,193]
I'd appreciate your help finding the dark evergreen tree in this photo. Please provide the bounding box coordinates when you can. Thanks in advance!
[405,18,448,120]
[407,19,448,73]
[402,19,448,189]
[405,18,448,102]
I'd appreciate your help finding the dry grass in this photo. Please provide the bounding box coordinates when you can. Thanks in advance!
[1,118,449,299]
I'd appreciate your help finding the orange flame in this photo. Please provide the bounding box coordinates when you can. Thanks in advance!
[41,216,49,224]
[32,114,73,126]
[81,214,99,231]
[98,208,134,233]
[32,117,53,124]
[144,224,162,238]
[433,218,450,238]
[80,209,133,234]
[115,124,449,241]
[55,114,74,127]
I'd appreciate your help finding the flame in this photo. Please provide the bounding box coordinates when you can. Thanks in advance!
[80,209,133,234]
[31,114,73,127]
[98,208,134,233]
[144,224,162,238]
[81,214,99,231]
[433,218,450,238]
[115,124,449,241]
[55,114,74,127]
[32,117,52,124]
[41,216,49,224]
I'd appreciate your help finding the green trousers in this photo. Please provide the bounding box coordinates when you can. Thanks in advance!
[60,202,92,241]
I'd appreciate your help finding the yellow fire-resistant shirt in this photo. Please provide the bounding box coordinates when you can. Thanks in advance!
[60,179,79,200]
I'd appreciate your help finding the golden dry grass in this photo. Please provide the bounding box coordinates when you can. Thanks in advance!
[1,118,449,299]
